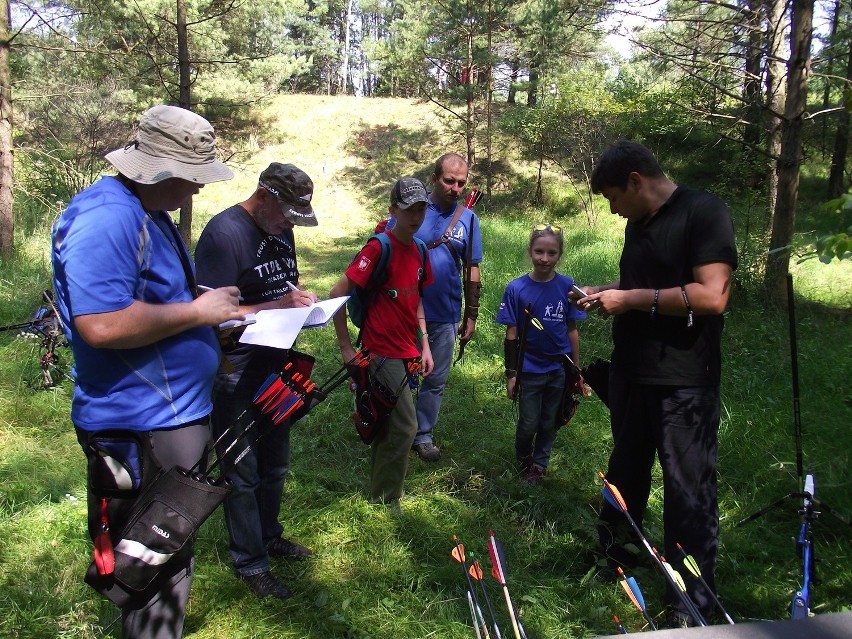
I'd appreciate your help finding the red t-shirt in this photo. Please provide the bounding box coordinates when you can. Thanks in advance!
[346,232,433,358]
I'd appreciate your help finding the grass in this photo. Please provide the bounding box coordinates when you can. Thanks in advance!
[1,94,850,638]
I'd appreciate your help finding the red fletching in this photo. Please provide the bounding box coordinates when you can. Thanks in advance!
[464,188,483,209]
[487,532,507,584]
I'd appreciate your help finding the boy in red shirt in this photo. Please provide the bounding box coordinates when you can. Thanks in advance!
[330,178,434,507]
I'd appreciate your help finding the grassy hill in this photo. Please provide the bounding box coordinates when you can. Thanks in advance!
[0,94,850,638]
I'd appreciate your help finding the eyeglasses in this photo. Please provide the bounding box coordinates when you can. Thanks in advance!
[533,223,562,234]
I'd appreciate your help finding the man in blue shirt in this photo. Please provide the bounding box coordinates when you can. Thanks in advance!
[410,153,483,461]
[52,105,242,638]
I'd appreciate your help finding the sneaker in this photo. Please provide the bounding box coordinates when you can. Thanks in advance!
[524,464,546,485]
[238,570,292,599]
[267,536,313,559]
[412,442,441,462]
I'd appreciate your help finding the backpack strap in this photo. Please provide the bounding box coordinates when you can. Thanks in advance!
[354,233,392,347]
[413,237,428,299]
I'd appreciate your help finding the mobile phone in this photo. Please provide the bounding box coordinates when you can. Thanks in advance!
[571,284,588,298]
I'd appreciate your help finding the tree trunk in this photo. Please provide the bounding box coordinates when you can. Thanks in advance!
[742,1,763,184]
[508,60,519,105]
[0,0,13,260]
[827,36,852,198]
[765,0,814,305]
[465,3,475,168]
[176,0,194,246]
[340,0,353,94]
[485,0,493,204]
[820,0,841,157]
[765,0,786,235]
[527,64,538,107]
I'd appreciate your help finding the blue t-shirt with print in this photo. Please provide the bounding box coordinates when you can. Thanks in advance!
[51,176,221,432]
[496,273,587,374]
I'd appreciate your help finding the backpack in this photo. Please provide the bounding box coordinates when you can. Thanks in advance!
[346,232,428,332]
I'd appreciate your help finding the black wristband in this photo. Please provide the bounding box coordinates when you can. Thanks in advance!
[650,289,660,319]
[680,285,694,327]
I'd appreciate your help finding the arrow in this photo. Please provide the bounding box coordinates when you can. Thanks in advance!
[487,532,527,639]
[467,590,483,639]
[522,308,581,375]
[465,187,484,209]
[468,551,503,639]
[656,549,707,627]
[613,615,627,634]
[676,542,734,624]
[452,535,490,639]
[616,567,657,630]
[598,473,707,627]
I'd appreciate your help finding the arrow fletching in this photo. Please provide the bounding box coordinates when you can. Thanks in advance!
[681,553,702,580]
[452,545,466,564]
[625,577,646,611]
[487,532,508,585]
[598,473,628,513]
[661,557,687,592]
[469,560,484,581]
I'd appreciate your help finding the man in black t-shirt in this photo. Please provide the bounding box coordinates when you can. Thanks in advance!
[577,141,737,626]
[195,163,319,599]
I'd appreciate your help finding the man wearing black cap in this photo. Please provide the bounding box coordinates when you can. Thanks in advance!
[195,162,319,599]
[330,177,434,509]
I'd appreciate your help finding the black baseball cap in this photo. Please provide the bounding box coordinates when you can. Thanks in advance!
[390,177,428,210]
[259,162,318,227]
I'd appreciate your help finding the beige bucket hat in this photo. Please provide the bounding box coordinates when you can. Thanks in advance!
[105,105,233,185]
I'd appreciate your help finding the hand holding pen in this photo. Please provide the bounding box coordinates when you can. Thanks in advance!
[284,280,319,307]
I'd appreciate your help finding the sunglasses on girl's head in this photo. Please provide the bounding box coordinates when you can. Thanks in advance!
[533,223,562,234]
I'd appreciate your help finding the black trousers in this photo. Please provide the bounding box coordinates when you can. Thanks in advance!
[599,374,721,619]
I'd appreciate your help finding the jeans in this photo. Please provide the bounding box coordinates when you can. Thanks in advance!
[414,321,458,446]
[212,373,290,576]
[600,374,720,618]
[515,368,565,468]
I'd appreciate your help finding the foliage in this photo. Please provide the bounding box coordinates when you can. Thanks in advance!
[806,192,852,263]
[500,67,626,222]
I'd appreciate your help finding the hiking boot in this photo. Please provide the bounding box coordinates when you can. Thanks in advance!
[665,611,694,629]
[597,523,642,571]
[238,570,292,599]
[267,536,313,559]
[413,442,441,462]
[524,464,546,485]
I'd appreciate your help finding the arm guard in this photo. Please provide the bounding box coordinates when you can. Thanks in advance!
[504,337,519,378]
[463,280,482,321]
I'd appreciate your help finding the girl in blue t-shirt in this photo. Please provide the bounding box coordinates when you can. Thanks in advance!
[496,224,587,484]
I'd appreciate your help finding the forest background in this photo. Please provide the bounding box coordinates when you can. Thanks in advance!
[0,0,851,637]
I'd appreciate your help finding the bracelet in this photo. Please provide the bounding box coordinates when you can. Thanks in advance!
[650,289,660,319]
[680,285,694,327]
